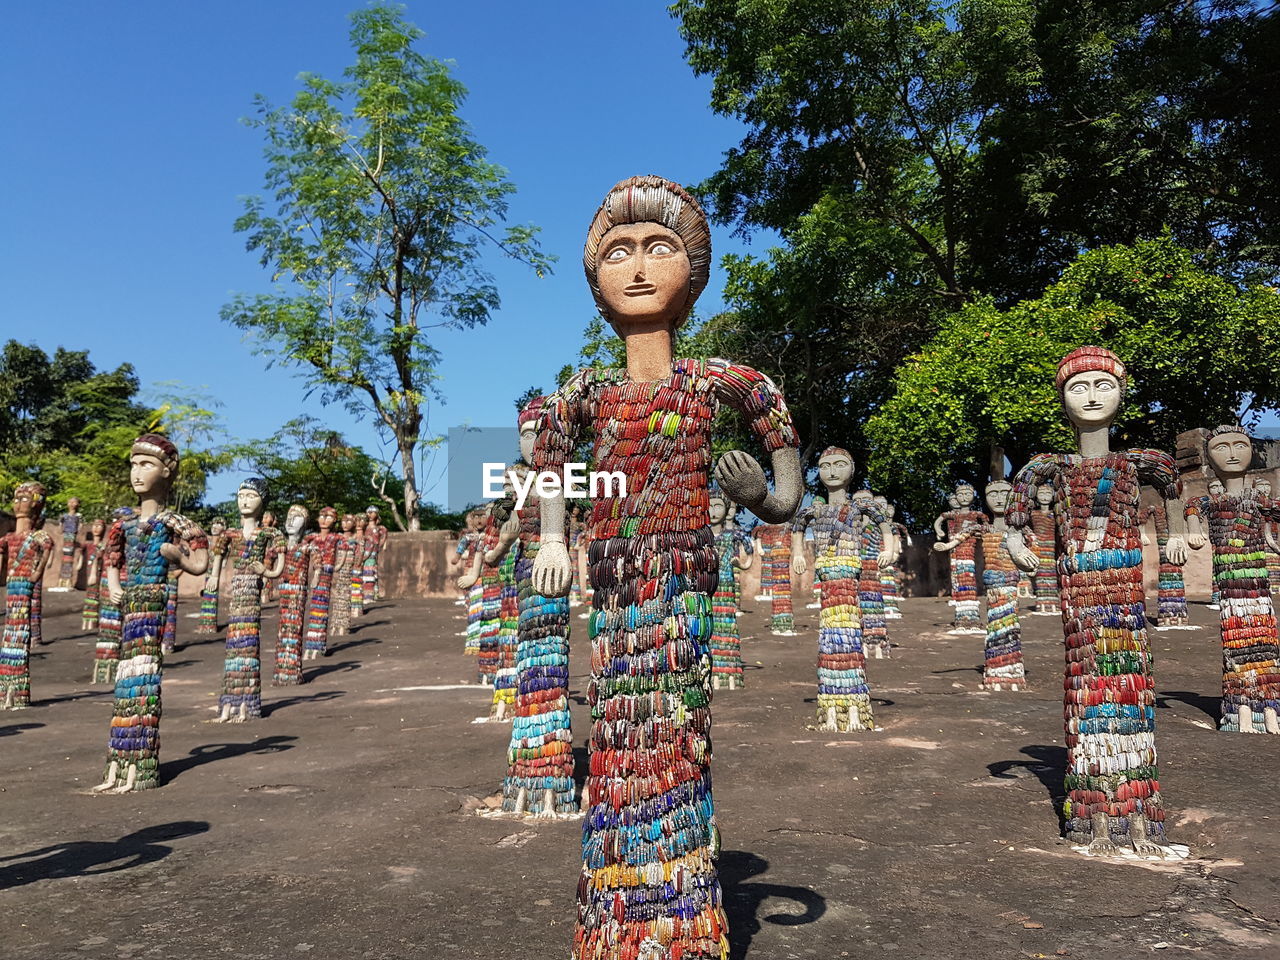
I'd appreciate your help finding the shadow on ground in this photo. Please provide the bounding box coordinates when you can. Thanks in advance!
[0,821,210,890]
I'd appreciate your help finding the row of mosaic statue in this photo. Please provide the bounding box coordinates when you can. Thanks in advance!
[3,174,1277,960]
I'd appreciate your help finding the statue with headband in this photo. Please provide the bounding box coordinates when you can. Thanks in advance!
[529,175,802,959]
[93,434,209,791]
[932,482,986,633]
[1006,347,1186,857]
[304,506,340,659]
[1,482,53,709]
[1186,426,1280,734]
[851,487,895,657]
[211,477,285,722]
[792,447,894,731]
[330,513,361,637]
[275,504,314,684]
[475,396,577,817]
[79,516,108,631]
[195,517,229,635]
[361,505,389,603]
[708,486,753,690]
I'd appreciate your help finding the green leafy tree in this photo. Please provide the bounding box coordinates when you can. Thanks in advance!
[224,415,402,519]
[222,4,554,530]
[866,237,1280,520]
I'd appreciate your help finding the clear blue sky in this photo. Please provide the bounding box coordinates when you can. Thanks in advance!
[1,1,769,506]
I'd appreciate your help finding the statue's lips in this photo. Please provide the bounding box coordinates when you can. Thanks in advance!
[623,284,657,296]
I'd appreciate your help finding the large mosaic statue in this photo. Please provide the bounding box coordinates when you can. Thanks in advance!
[54,496,83,590]
[80,517,107,631]
[1,482,52,709]
[274,504,313,685]
[1138,496,1191,629]
[791,448,893,731]
[213,478,284,723]
[1007,347,1184,857]
[361,506,388,602]
[330,513,360,637]
[195,517,229,635]
[530,176,802,960]
[1186,426,1280,734]
[94,434,208,792]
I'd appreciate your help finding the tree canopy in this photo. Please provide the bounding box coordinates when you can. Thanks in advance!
[222,3,554,530]
[866,236,1280,520]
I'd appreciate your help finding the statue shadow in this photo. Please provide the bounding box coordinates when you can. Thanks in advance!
[932,666,983,676]
[35,690,111,708]
[161,659,198,669]
[0,722,43,737]
[303,662,361,682]
[0,820,210,890]
[1155,690,1220,724]
[262,690,345,717]
[987,745,1067,830]
[326,637,381,655]
[801,697,896,709]
[720,850,826,959]
[163,735,297,784]
[349,619,389,634]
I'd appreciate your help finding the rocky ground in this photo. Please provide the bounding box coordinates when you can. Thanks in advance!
[2,591,1277,959]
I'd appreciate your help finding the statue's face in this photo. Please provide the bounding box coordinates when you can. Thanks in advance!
[130,453,170,499]
[596,223,691,330]
[946,494,959,510]
[341,514,356,532]
[817,451,853,491]
[1254,478,1272,497]
[1208,478,1225,495]
[68,497,80,511]
[955,484,975,508]
[366,509,380,525]
[262,511,277,528]
[318,511,335,531]
[519,423,537,464]
[708,496,727,523]
[985,483,1011,515]
[1035,485,1052,507]
[851,489,873,506]
[209,518,226,536]
[11,489,38,519]
[286,506,307,536]
[1062,371,1122,429]
[356,515,367,531]
[238,488,263,519]
[1207,431,1251,479]
[91,519,106,537]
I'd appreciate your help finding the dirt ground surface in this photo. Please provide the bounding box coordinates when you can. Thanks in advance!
[2,591,1277,959]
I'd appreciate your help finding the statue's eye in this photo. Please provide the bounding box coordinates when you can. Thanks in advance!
[1068,382,1088,394]
[649,241,674,256]
[605,246,629,262]
[1096,379,1114,391]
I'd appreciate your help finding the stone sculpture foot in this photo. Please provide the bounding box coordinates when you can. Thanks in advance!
[91,765,119,793]
[1085,810,1120,857]
[1265,707,1280,734]
[1238,705,1256,734]
[1128,813,1168,858]
[2,688,14,710]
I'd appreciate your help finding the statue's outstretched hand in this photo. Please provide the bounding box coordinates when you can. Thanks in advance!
[1186,532,1206,550]
[456,573,477,590]
[1010,547,1038,572]
[714,451,768,510]
[792,555,807,577]
[533,541,572,598]
[1165,536,1188,565]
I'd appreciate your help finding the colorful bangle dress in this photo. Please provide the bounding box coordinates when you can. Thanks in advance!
[709,526,753,689]
[456,533,483,655]
[1138,503,1189,627]
[195,532,229,634]
[222,526,281,718]
[57,511,81,586]
[275,537,312,686]
[330,534,358,635]
[1030,508,1060,613]
[162,567,179,655]
[81,542,101,631]
[793,500,878,731]
[100,511,207,789]
[880,523,908,618]
[978,525,1026,690]
[534,357,799,960]
[1,528,52,709]
[947,509,986,629]
[1008,449,1178,847]
[1185,493,1280,732]
[349,537,366,618]
[856,507,890,657]
[304,531,338,657]
[361,526,386,603]
[490,541,521,719]
[758,524,794,634]
[499,496,575,815]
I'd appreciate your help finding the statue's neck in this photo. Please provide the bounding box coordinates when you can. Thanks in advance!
[1076,424,1111,458]
[13,516,33,534]
[242,516,260,537]
[709,520,724,536]
[623,324,674,382]
[1223,475,1247,495]
[825,487,849,507]
[991,513,1007,531]
[137,496,163,520]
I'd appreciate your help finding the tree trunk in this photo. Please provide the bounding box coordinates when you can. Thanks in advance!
[398,436,420,531]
